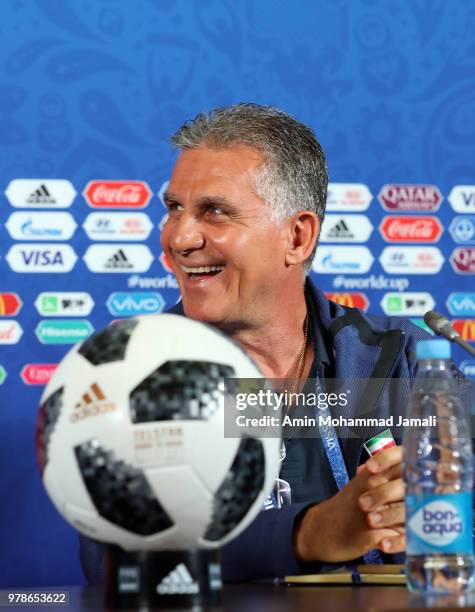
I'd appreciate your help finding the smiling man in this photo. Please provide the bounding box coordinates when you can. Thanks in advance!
[161,141,318,380]
[81,104,430,583]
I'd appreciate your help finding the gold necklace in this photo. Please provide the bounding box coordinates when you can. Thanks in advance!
[280,314,309,461]
[289,313,309,396]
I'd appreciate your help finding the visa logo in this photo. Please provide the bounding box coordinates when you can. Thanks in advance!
[21,250,64,266]
[462,192,475,207]
[106,292,165,316]
[6,244,77,273]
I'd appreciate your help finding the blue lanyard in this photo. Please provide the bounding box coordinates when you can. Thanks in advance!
[314,375,383,565]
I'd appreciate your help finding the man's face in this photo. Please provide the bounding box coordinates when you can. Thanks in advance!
[160,145,292,329]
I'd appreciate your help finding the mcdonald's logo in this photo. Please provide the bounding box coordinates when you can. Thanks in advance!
[0,293,22,316]
[325,292,369,311]
[452,319,475,342]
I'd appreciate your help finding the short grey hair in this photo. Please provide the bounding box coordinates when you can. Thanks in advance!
[171,103,328,274]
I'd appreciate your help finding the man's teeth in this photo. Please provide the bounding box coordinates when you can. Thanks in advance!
[182,265,225,273]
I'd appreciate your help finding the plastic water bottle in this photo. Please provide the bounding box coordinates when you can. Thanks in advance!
[404,338,474,595]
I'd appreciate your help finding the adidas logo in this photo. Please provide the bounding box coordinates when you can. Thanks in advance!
[71,383,115,422]
[26,184,55,204]
[327,219,354,239]
[75,382,106,408]
[156,563,199,595]
[105,248,133,269]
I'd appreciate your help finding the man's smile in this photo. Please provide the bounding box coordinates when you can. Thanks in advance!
[178,262,227,283]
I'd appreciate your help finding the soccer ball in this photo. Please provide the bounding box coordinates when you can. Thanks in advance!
[36,315,280,551]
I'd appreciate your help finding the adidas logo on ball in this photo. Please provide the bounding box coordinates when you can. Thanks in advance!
[70,383,116,422]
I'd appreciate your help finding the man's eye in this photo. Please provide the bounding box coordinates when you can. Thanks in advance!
[208,206,225,215]
[166,202,182,212]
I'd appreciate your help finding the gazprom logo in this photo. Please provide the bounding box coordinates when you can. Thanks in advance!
[106,292,165,316]
[409,501,462,546]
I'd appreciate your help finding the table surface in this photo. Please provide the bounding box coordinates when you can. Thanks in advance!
[10,584,475,612]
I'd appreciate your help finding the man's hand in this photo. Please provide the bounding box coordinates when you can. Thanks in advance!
[359,446,405,554]
[294,446,405,563]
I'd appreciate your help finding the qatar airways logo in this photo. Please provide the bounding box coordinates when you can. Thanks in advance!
[83,181,152,208]
[379,216,442,243]
[378,184,442,212]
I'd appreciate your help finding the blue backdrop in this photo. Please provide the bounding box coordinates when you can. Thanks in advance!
[1,0,474,587]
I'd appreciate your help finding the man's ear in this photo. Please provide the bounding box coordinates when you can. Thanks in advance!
[285,211,320,266]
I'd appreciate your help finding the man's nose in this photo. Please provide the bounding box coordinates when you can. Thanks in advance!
[169,214,205,253]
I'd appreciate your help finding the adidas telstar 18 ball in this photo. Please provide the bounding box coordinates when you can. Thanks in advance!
[36,315,280,551]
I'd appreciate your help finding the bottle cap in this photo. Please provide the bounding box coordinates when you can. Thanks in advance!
[416,338,451,360]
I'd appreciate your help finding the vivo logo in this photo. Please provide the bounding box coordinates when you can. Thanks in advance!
[106,292,165,316]
[446,293,475,317]
[6,244,77,273]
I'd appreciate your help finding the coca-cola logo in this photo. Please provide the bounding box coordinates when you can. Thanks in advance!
[379,216,442,242]
[378,184,442,212]
[83,181,152,208]
[450,247,475,274]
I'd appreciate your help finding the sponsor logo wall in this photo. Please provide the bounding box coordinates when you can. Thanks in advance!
[2,179,475,390]
[1,179,174,393]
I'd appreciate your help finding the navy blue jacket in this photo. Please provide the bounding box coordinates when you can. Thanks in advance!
[80,281,437,584]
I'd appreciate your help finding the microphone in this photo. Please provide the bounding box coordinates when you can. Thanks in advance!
[423,310,475,358]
